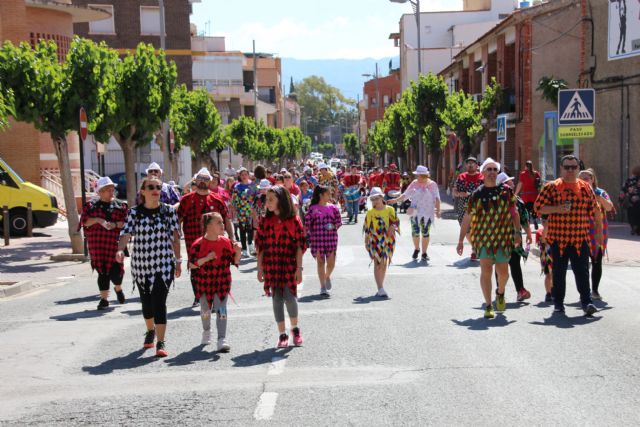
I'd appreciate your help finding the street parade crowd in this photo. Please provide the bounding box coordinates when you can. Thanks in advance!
[78,156,640,357]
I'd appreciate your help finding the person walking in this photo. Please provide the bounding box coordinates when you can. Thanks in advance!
[318,163,340,204]
[178,168,233,307]
[188,212,242,352]
[232,167,257,257]
[534,155,603,316]
[255,186,307,348]
[382,163,402,211]
[305,185,342,297]
[342,165,363,224]
[142,162,180,205]
[453,157,484,260]
[388,166,441,262]
[116,176,182,357]
[80,177,128,310]
[456,158,521,319]
[363,187,400,299]
[579,169,614,300]
[619,165,640,235]
[515,160,542,230]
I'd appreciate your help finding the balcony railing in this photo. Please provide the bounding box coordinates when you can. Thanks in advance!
[193,79,244,91]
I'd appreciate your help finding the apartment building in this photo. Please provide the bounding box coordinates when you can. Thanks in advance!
[362,69,401,143]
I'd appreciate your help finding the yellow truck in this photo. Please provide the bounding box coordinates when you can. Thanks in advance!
[0,157,59,235]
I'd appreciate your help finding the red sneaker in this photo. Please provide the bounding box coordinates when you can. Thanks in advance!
[155,341,168,358]
[292,327,303,346]
[517,288,531,302]
[277,333,289,349]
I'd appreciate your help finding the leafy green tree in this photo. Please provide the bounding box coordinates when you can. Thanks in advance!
[536,76,568,106]
[342,133,360,162]
[296,75,354,139]
[0,84,14,130]
[283,127,306,164]
[170,85,222,172]
[101,43,177,206]
[0,38,119,252]
[226,116,259,158]
[440,90,482,159]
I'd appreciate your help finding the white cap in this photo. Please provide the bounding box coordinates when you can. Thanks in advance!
[280,168,288,173]
[145,162,163,174]
[303,166,312,173]
[496,172,514,185]
[258,179,271,190]
[413,165,430,175]
[195,167,212,179]
[368,187,384,200]
[318,162,328,170]
[96,176,117,192]
[480,157,500,172]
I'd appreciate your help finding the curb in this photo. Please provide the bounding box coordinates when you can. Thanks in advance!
[50,254,89,262]
[0,281,38,298]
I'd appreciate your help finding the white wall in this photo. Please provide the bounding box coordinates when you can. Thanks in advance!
[192,55,243,82]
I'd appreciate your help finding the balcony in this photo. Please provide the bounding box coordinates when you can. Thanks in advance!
[497,88,516,114]
[193,79,254,104]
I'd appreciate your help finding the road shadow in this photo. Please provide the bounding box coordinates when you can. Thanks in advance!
[121,309,143,317]
[448,258,477,270]
[82,349,156,375]
[353,295,391,304]
[232,347,292,367]
[530,311,603,328]
[298,294,331,303]
[472,302,529,311]
[50,308,113,321]
[164,344,220,366]
[54,295,98,305]
[397,260,425,269]
[451,314,516,330]
[168,306,200,320]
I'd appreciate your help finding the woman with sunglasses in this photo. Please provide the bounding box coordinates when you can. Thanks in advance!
[116,176,182,357]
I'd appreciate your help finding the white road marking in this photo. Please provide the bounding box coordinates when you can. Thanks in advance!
[268,357,287,376]
[253,391,278,420]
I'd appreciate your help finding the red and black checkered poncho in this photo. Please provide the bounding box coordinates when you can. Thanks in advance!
[189,235,237,303]
[255,215,307,296]
[80,200,128,275]
[178,191,229,249]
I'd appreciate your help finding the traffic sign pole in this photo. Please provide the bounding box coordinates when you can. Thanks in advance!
[79,107,88,256]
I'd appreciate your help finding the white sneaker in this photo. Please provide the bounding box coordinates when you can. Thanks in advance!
[249,243,257,256]
[376,289,389,299]
[217,338,230,353]
[241,250,249,258]
[201,330,211,345]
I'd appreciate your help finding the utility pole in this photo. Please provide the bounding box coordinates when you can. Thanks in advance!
[158,0,172,179]
[253,40,258,121]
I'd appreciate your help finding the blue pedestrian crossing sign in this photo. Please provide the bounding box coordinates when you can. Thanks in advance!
[558,89,595,126]
[496,114,507,142]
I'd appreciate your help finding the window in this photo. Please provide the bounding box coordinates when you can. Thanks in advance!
[88,4,115,35]
[140,6,162,36]
[383,95,390,106]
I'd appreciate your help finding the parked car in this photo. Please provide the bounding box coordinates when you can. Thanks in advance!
[0,157,59,235]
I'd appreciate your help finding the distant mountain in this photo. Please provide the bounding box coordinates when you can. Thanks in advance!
[282,57,399,102]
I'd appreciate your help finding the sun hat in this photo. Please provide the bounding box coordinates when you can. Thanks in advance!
[368,187,384,200]
[145,162,163,174]
[318,162,328,170]
[413,165,430,175]
[496,172,514,185]
[195,167,212,179]
[96,176,117,192]
[480,157,500,172]
[258,179,271,190]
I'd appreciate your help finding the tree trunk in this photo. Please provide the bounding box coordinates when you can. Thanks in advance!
[429,149,442,184]
[52,135,83,254]
[115,135,138,207]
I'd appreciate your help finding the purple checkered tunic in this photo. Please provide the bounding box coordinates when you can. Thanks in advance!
[304,203,342,258]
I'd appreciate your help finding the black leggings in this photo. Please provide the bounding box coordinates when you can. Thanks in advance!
[628,206,640,234]
[138,277,170,324]
[239,223,253,250]
[97,263,124,291]
[591,251,603,293]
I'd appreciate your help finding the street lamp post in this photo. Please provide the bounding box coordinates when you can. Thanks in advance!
[390,0,423,166]
[158,0,172,179]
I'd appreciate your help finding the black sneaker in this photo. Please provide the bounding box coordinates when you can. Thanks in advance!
[553,305,565,313]
[412,249,419,260]
[116,290,126,304]
[97,299,109,310]
[143,329,155,349]
[583,303,597,316]
[421,253,429,261]
[544,292,553,303]
[192,298,199,307]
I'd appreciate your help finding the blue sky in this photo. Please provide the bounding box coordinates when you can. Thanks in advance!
[191,0,463,59]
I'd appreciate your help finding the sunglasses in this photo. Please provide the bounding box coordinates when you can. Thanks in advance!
[563,165,579,170]
[144,185,162,191]
[484,167,499,172]
[147,170,161,174]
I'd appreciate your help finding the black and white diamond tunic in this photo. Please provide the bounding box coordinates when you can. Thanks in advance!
[120,204,180,291]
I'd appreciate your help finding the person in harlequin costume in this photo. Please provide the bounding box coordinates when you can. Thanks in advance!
[232,167,257,257]
[456,158,522,319]
[177,168,233,307]
[363,187,400,299]
[255,186,307,349]
[189,212,242,353]
[305,185,342,298]
[453,157,484,260]
[80,177,128,310]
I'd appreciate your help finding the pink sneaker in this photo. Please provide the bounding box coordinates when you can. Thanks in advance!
[517,288,531,302]
[292,327,303,346]
[277,333,289,348]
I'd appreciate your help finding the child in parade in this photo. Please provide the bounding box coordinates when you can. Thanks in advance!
[232,168,257,257]
[188,212,242,352]
[536,223,553,303]
[363,187,400,299]
[255,186,307,348]
[305,185,342,297]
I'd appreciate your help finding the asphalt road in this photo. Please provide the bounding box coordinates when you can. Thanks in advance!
[1,205,639,426]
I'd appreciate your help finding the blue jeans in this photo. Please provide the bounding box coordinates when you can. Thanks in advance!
[347,200,359,219]
[550,241,592,309]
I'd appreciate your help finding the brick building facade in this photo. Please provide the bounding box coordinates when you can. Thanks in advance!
[362,70,401,143]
